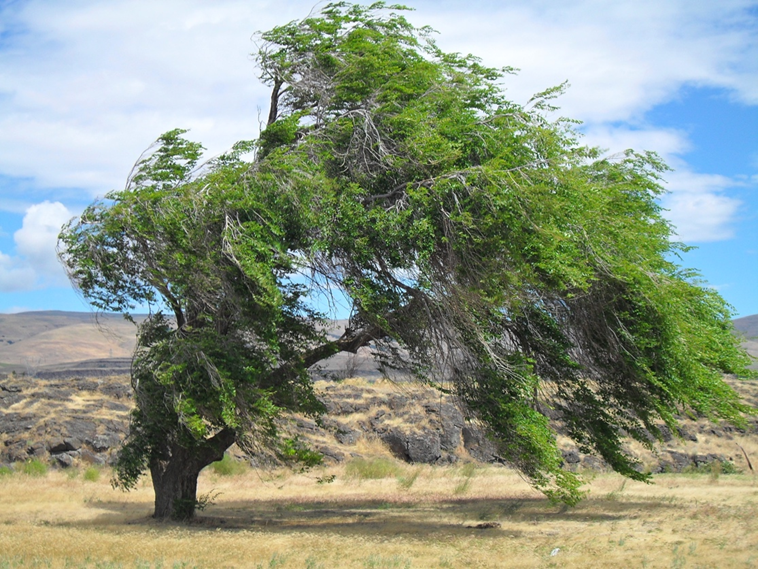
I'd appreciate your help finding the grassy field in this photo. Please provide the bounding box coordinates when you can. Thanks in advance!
[0,459,756,568]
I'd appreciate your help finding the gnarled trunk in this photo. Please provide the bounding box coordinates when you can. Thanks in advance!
[150,428,236,520]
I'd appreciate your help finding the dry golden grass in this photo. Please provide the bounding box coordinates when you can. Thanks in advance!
[0,462,756,568]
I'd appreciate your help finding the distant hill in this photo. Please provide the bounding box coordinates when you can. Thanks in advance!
[734,314,758,339]
[0,311,142,375]
[1,310,756,377]
[0,311,374,379]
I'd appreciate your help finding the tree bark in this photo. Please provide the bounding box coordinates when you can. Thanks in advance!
[267,78,283,127]
[149,428,236,520]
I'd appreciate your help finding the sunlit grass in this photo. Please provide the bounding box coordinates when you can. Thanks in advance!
[0,461,756,568]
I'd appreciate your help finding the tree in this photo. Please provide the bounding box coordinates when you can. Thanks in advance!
[59,2,753,520]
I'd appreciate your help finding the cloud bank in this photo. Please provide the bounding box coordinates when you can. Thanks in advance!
[0,0,756,245]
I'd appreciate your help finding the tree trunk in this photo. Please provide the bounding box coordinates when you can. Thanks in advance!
[149,428,236,521]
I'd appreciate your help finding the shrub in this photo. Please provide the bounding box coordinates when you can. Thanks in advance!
[719,460,742,475]
[83,466,101,482]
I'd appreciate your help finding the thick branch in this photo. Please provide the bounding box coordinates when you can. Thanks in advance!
[193,427,236,468]
[302,321,386,369]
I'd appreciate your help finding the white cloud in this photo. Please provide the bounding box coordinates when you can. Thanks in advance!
[0,0,311,194]
[15,201,73,279]
[413,0,758,119]
[0,0,755,245]
[410,0,757,243]
[0,251,36,292]
[660,170,743,242]
[0,201,73,292]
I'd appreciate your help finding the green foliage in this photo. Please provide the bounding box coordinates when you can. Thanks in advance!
[345,457,402,480]
[0,466,12,477]
[21,459,48,477]
[59,1,755,508]
[279,437,323,469]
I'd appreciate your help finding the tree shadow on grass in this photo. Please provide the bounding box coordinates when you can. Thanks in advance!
[77,494,679,538]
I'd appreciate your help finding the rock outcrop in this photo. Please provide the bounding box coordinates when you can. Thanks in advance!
[2,372,757,475]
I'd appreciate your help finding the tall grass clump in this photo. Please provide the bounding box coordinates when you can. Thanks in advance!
[454,462,479,495]
[20,458,48,477]
[345,457,402,480]
[397,467,421,490]
[209,453,248,476]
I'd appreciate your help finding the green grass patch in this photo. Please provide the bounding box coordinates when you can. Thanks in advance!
[682,460,742,477]
[208,454,248,476]
[0,466,13,477]
[345,457,402,480]
[20,459,48,477]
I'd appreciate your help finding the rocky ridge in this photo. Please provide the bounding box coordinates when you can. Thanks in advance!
[2,372,757,475]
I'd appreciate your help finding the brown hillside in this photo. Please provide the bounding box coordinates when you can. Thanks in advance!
[0,311,141,373]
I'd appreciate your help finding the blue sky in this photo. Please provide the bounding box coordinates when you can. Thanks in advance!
[0,0,756,316]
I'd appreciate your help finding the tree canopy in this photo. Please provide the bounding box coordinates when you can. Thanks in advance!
[59,2,754,519]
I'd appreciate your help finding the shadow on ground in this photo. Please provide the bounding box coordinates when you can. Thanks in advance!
[76,494,678,538]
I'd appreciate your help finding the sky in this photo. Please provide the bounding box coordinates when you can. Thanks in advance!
[0,0,756,317]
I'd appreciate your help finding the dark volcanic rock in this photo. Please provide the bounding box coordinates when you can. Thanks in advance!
[677,426,698,442]
[103,400,130,412]
[101,383,131,400]
[462,425,497,462]
[53,452,75,467]
[4,443,29,463]
[379,429,442,464]
[318,445,346,463]
[91,433,122,452]
[47,438,68,453]
[334,428,362,445]
[0,393,24,408]
[438,403,464,451]
[562,449,581,465]
[63,418,97,444]
[79,448,106,465]
[33,388,73,400]
[406,432,441,463]
[665,450,693,471]
[381,430,409,461]
[0,413,36,435]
